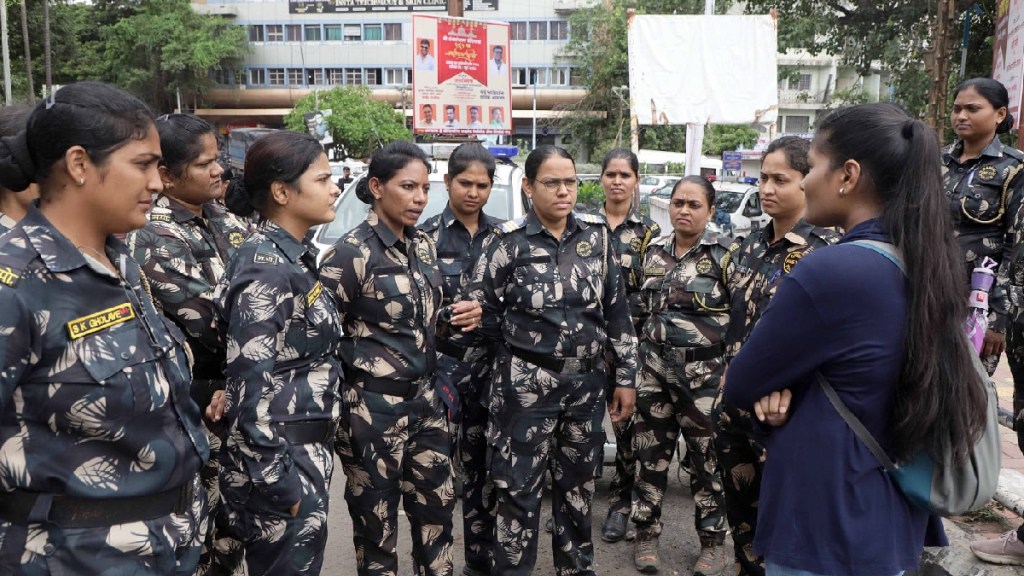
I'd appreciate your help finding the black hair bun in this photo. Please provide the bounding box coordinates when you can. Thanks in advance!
[0,132,35,192]
[355,177,374,205]
[224,176,256,217]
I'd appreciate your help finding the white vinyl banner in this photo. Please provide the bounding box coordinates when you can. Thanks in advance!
[628,15,778,125]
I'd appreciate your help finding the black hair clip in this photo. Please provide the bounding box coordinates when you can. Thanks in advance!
[156,114,170,122]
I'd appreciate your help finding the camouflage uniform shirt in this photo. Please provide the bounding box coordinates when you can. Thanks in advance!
[640,229,732,347]
[320,209,443,381]
[724,219,840,360]
[599,205,660,328]
[943,137,1024,332]
[215,221,343,510]
[0,206,208,497]
[418,205,500,350]
[469,210,638,388]
[127,195,249,386]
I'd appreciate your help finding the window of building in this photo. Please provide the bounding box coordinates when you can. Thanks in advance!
[304,25,322,41]
[325,24,343,41]
[529,21,548,41]
[268,68,285,86]
[512,67,527,87]
[384,23,402,41]
[528,67,548,85]
[550,67,570,86]
[266,24,283,42]
[327,68,344,85]
[249,68,265,85]
[787,73,812,91]
[287,68,304,85]
[248,25,264,42]
[307,68,325,85]
[510,22,527,41]
[783,115,811,133]
[345,68,363,85]
[385,68,406,85]
[344,24,362,41]
[365,68,381,85]
[286,24,302,42]
[569,67,583,86]
[550,21,569,41]
[364,24,382,41]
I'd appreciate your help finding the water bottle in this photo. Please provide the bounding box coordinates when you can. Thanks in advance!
[965,257,997,354]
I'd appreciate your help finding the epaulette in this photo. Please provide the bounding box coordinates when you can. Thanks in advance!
[0,235,35,288]
[575,212,606,225]
[417,214,442,234]
[252,245,281,266]
[811,226,843,245]
[494,216,527,236]
[716,235,735,250]
[648,231,673,248]
[1003,146,1024,162]
[148,207,174,224]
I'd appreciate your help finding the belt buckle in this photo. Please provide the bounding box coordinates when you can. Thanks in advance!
[563,358,582,373]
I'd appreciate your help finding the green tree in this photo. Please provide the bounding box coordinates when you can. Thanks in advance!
[88,0,249,112]
[284,85,411,160]
[703,125,759,155]
[557,0,735,161]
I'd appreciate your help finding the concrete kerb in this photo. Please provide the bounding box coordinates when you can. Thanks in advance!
[912,519,1024,576]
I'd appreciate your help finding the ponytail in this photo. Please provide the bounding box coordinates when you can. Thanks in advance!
[816,103,987,465]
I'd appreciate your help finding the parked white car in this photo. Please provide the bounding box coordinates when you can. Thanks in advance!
[709,182,771,240]
[638,175,678,198]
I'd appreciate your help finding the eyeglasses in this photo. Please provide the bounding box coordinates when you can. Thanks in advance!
[533,178,580,192]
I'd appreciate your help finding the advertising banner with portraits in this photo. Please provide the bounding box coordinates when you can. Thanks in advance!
[994,0,1024,129]
[412,14,511,137]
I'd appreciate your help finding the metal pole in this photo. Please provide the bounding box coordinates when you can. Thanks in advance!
[43,0,52,94]
[19,0,33,104]
[531,70,537,150]
[0,1,10,105]
[684,0,714,176]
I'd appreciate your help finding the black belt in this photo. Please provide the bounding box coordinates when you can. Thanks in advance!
[281,420,337,444]
[436,339,486,363]
[352,372,426,399]
[508,345,599,375]
[0,481,194,528]
[647,341,724,362]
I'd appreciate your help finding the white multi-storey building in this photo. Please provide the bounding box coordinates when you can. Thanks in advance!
[192,0,592,146]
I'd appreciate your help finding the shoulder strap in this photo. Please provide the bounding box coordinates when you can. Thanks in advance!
[816,373,897,471]
[846,239,906,275]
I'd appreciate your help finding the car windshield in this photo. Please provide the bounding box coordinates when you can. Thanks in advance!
[315,179,515,247]
[716,191,745,213]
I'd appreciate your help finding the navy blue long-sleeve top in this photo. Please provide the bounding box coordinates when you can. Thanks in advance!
[723,218,945,576]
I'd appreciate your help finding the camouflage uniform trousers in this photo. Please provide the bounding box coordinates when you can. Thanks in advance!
[711,391,767,576]
[439,353,495,572]
[631,343,727,546]
[197,415,243,576]
[336,378,455,576]
[0,475,207,576]
[224,441,334,576]
[604,351,637,515]
[488,348,606,576]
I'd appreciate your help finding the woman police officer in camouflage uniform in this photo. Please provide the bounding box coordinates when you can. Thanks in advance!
[127,113,249,575]
[594,149,660,544]
[417,142,499,576]
[320,141,478,576]
[0,81,209,574]
[0,106,37,234]
[630,176,730,575]
[216,130,343,575]
[942,78,1024,377]
[468,145,638,576]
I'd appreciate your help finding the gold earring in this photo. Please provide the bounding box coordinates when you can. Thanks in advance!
[838,187,846,198]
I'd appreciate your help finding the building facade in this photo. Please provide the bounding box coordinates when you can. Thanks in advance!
[192,0,591,146]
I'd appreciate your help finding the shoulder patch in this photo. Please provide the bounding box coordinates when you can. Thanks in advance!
[253,252,280,265]
[228,231,246,248]
[782,250,804,273]
[496,217,527,235]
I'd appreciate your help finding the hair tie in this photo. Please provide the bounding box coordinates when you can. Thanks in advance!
[902,119,915,139]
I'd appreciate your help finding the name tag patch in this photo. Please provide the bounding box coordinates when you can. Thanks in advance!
[306,282,323,307]
[0,266,19,286]
[253,253,279,265]
[67,302,136,339]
